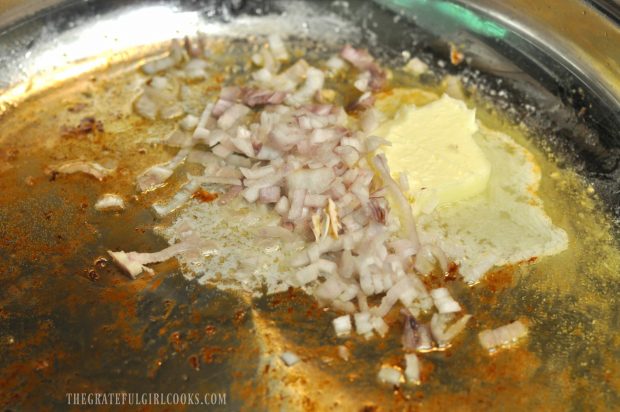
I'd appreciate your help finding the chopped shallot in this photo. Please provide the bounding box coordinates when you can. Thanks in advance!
[404,57,429,76]
[152,179,200,217]
[242,88,286,107]
[95,194,125,211]
[217,103,250,130]
[340,45,386,91]
[404,354,421,384]
[354,312,374,338]
[430,313,472,347]
[164,129,192,147]
[179,114,199,131]
[479,320,528,351]
[372,154,419,250]
[286,168,334,194]
[332,314,352,337]
[430,287,462,314]
[377,366,403,386]
[51,161,115,181]
[268,33,289,61]
[136,166,173,192]
[280,351,300,366]
[108,236,202,279]
[337,345,350,361]
[118,36,501,388]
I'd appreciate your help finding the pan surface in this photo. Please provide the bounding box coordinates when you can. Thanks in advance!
[0,1,619,410]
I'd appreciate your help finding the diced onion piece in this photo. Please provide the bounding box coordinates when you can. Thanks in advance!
[187,150,218,167]
[193,127,211,144]
[108,250,153,279]
[305,193,327,208]
[240,165,275,180]
[326,55,346,73]
[108,233,207,279]
[280,351,300,366]
[317,259,338,275]
[315,277,343,301]
[377,366,404,386]
[288,189,306,221]
[259,186,281,204]
[478,320,528,351]
[164,129,191,148]
[374,277,411,318]
[286,167,335,194]
[52,161,115,181]
[285,67,325,106]
[430,287,462,314]
[196,103,214,130]
[360,108,379,134]
[160,104,184,120]
[242,88,287,107]
[212,144,233,158]
[430,313,472,347]
[152,179,200,217]
[337,345,350,361]
[404,57,429,76]
[275,196,290,216]
[404,354,421,385]
[225,154,253,168]
[371,316,389,337]
[372,154,419,249]
[268,33,289,61]
[414,245,436,274]
[257,225,297,242]
[256,145,282,160]
[217,103,250,130]
[142,55,176,74]
[332,315,352,337]
[354,312,373,337]
[179,114,199,131]
[95,194,125,212]
[150,76,168,89]
[135,94,158,119]
[136,166,173,192]
[295,262,319,285]
[354,71,371,92]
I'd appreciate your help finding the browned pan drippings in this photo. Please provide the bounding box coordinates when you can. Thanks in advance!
[0,36,618,411]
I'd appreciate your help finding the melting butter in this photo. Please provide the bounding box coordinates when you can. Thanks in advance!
[378,94,491,208]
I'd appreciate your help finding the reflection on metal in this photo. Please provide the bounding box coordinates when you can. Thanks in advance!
[389,0,507,37]
[0,1,360,115]
[378,0,620,113]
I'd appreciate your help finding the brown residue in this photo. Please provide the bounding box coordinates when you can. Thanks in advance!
[482,266,515,294]
[204,325,217,336]
[169,331,188,353]
[192,188,218,203]
[0,36,617,412]
[233,309,246,325]
[450,44,464,65]
[445,262,459,281]
[421,265,461,290]
[188,354,200,371]
[201,346,233,364]
[61,116,104,137]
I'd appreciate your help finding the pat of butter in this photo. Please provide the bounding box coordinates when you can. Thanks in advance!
[378,94,491,207]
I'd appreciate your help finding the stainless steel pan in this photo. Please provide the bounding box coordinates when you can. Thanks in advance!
[0,1,618,410]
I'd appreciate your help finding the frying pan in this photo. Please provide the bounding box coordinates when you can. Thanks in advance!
[0,1,618,410]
